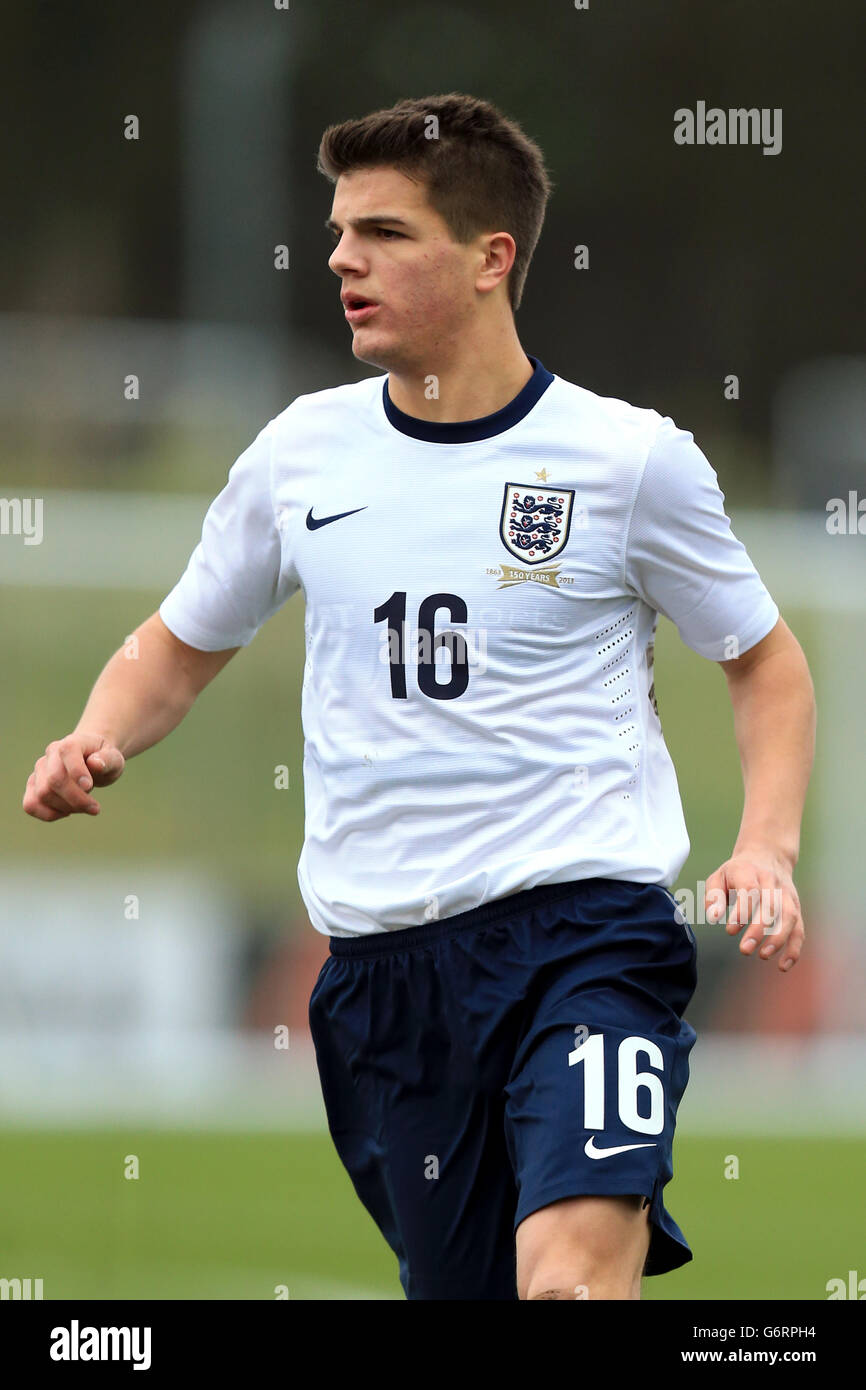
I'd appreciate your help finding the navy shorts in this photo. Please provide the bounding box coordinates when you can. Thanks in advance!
[308,877,698,1300]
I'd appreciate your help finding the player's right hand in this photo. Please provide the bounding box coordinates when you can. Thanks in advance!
[22,734,125,821]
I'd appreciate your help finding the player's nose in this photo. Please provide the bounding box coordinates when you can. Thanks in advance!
[328,234,365,277]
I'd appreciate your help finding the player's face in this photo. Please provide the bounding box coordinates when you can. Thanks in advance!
[327,166,482,371]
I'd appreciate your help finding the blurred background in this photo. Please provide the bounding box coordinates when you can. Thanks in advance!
[1,0,865,1299]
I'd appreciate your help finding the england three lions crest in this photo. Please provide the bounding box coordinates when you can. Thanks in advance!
[499,483,575,565]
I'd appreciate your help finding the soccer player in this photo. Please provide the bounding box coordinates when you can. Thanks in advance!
[24,93,816,1301]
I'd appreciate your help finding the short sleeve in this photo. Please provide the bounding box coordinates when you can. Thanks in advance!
[624,416,779,660]
[159,421,299,651]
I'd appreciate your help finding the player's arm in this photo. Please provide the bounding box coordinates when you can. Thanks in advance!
[704,615,816,970]
[24,414,299,823]
[22,612,239,822]
[624,415,817,973]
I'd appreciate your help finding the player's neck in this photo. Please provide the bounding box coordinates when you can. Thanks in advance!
[385,329,533,424]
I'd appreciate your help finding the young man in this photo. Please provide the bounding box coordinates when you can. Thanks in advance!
[24,93,815,1301]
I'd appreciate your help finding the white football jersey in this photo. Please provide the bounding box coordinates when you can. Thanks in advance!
[159,357,779,936]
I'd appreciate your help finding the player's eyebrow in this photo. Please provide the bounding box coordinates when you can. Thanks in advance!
[325,215,412,235]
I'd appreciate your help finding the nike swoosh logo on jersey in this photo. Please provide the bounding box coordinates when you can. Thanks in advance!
[584,1136,657,1160]
[305,506,368,530]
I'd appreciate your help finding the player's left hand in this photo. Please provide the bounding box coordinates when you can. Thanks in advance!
[704,849,804,973]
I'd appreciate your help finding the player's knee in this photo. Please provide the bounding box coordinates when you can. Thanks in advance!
[525,1283,589,1300]
[520,1248,646,1300]
[519,1259,643,1301]
[522,1275,641,1300]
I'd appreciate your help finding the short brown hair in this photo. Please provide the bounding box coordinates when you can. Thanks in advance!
[317,93,552,311]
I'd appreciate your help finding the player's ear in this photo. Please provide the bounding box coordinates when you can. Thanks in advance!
[476,232,516,297]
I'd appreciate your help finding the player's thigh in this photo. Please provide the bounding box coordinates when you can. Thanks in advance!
[309,947,521,1299]
[504,995,696,1234]
[515,1192,651,1300]
[503,885,698,1278]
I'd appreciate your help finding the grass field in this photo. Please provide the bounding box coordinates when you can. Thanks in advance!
[1,1128,861,1300]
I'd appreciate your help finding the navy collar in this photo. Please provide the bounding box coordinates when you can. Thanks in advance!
[382,355,554,443]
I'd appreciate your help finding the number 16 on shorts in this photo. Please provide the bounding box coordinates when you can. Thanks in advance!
[568,1026,665,1147]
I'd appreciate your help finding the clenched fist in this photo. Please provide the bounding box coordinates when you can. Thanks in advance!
[23,734,125,821]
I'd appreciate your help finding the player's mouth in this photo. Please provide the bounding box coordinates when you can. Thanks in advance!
[342,293,380,325]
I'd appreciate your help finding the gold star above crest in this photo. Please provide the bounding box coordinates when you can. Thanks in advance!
[535,468,550,483]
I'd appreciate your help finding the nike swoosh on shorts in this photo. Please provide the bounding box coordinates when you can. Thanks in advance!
[583,1136,657,1159]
